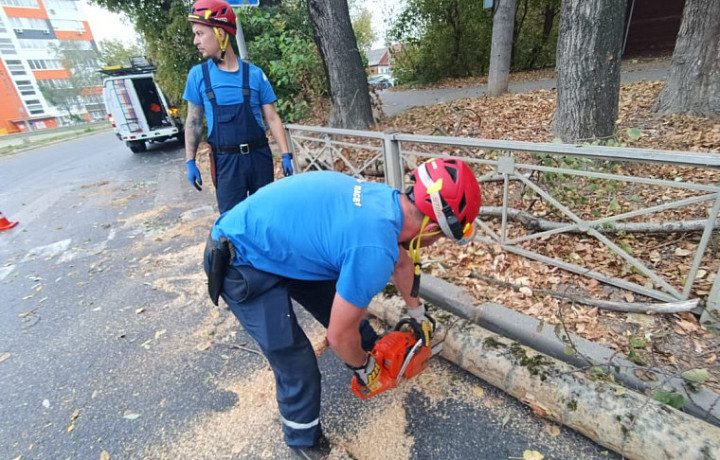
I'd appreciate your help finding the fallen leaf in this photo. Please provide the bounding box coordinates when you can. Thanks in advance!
[0,352,10,363]
[473,386,484,398]
[154,330,166,340]
[135,308,145,314]
[674,248,692,257]
[123,411,141,420]
[501,413,510,427]
[524,450,545,460]
[681,368,709,383]
[100,451,110,460]
[196,341,212,352]
[545,424,561,437]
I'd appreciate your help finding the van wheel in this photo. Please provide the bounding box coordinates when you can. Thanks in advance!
[176,130,185,143]
[128,141,146,153]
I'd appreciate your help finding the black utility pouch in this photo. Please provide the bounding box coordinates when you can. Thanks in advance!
[208,237,231,306]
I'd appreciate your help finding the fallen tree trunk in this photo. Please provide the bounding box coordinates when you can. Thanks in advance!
[369,296,720,460]
[418,275,720,426]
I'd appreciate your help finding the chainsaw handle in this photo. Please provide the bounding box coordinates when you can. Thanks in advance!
[394,318,424,341]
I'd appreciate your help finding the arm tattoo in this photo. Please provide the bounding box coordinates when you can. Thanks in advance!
[185,102,205,161]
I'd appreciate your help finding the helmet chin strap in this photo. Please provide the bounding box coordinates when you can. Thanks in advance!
[212,27,230,63]
[408,215,441,297]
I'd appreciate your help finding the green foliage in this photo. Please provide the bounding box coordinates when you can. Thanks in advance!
[40,40,103,120]
[89,0,327,122]
[348,0,376,52]
[99,39,145,67]
[388,0,560,85]
[237,2,327,122]
[388,0,492,84]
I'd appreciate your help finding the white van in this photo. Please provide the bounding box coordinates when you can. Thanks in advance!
[100,57,183,153]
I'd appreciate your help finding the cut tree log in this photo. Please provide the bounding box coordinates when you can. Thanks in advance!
[368,296,720,460]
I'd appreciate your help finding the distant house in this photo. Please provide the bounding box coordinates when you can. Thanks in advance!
[365,47,392,76]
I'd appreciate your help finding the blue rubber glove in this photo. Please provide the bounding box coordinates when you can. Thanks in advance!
[281,153,294,177]
[186,159,202,191]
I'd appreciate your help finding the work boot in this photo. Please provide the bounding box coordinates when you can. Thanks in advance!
[289,434,332,460]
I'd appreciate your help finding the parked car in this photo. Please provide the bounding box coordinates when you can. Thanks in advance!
[100,57,183,154]
[367,74,394,90]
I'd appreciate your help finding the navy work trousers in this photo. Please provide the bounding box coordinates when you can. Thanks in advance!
[204,253,378,447]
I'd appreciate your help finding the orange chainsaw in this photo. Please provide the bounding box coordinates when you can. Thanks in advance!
[351,318,442,399]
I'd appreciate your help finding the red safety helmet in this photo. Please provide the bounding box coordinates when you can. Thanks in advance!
[188,0,237,35]
[409,158,482,244]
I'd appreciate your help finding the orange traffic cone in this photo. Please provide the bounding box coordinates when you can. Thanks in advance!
[0,211,18,232]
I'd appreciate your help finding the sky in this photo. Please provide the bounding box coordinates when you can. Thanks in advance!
[79,0,140,46]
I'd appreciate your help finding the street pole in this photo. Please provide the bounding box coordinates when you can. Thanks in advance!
[235,10,249,62]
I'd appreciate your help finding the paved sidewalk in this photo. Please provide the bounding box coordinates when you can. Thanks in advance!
[379,62,670,117]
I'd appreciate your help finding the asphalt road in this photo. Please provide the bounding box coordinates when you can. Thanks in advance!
[0,133,623,459]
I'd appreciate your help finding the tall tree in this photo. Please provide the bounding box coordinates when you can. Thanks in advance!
[40,40,102,122]
[487,0,518,97]
[307,0,373,129]
[553,0,626,142]
[655,0,720,117]
[348,0,376,52]
[99,39,145,67]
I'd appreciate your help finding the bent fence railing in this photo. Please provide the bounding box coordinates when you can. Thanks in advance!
[284,124,720,328]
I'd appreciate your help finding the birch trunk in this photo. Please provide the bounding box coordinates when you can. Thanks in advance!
[369,296,720,460]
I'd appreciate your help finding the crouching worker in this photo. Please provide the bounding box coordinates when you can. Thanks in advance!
[204,158,481,459]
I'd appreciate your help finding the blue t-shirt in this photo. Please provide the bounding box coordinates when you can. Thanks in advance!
[212,171,404,308]
[182,59,277,135]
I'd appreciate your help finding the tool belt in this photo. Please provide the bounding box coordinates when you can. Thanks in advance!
[206,235,234,306]
[215,139,268,155]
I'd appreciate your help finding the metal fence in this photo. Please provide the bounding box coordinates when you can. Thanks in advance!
[284,124,720,327]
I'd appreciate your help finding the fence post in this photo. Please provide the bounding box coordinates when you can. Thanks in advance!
[701,272,720,334]
[382,133,403,190]
[284,125,298,173]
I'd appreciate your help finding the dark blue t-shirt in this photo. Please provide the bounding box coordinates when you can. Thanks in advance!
[212,172,403,307]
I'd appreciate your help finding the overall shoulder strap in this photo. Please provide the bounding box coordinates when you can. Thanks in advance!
[201,61,217,109]
[242,61,250,99]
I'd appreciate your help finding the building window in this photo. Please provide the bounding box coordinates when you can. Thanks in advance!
[0,38,17,55]
[51,19,85,33]
[24,98,44,115]
[0,0,39,7]
[5,59,27,76]
[18,39,54,49]
[15,79,36,96]
[9,16,50,33]
[44,0,77,12]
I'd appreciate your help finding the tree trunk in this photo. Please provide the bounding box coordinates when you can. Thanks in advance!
[488,0,518,97]
[655,0,720,117]
[368,296,720,460]
[306,0,374,129]
[553,0,626,142]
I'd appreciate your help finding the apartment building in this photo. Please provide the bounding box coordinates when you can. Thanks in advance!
[0,0,104,135]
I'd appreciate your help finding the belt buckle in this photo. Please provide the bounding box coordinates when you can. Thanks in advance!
[239,143,250,154]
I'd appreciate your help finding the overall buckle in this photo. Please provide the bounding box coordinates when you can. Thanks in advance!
[239,143,250,154]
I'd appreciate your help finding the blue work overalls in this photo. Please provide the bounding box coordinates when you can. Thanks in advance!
[203,240,379,448]
[202,61,274,214]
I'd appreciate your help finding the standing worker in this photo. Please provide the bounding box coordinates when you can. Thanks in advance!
[183,0,294,213]
[204,158,482,458]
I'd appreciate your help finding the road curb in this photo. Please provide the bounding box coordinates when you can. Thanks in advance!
[368,293,720,460]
